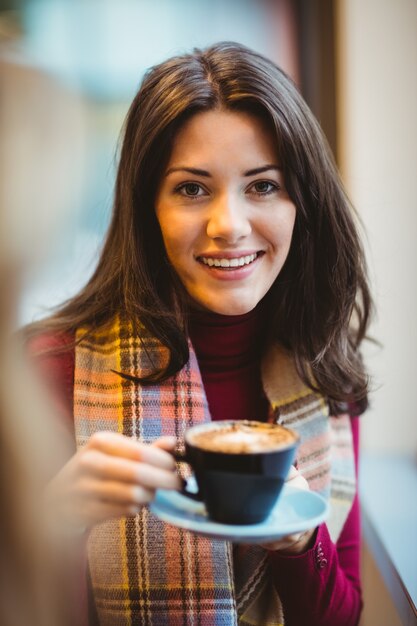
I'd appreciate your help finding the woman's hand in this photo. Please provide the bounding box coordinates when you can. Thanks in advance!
[259,465,316,554]
[44,431,181,532]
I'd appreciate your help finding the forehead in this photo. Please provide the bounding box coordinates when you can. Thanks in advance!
[166,108,279,168]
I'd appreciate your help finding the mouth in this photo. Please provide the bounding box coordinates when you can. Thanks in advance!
[196,251,263,270]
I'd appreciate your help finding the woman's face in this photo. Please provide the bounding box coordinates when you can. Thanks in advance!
[155,108,296,315]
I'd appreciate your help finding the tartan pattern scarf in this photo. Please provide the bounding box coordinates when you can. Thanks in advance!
[74,316,355,626]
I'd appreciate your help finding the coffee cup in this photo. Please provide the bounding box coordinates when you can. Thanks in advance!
[176,420,299,525]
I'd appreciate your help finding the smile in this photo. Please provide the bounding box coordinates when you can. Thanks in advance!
[198,252,259,268]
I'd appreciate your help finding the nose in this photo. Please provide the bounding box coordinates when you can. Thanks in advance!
[206,193,251,243]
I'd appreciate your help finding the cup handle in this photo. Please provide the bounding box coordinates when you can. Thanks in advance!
[173,450,203,501]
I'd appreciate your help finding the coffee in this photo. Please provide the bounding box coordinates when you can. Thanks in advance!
[178,420,299,524]
[187,421,296,454]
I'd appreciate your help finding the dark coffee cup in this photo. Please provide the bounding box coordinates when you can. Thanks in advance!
[176,420,299,525]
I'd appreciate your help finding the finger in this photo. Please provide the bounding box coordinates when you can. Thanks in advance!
[87,432,177,470]
[49,482,151,530]
[282,532,305,545]
[286,465,298,480]
[86,431,142,459]
[79,478,155,506]
[134,462,182,490]
[260,532,305,552]
[82,457,182,490]
[285,465,309,490]
[287,473,309,490]
[78,449,136,482]
[152,436,177,451]
[137,441,178,470]
[79,449,179,486]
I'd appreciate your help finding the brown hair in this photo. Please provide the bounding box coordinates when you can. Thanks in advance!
[27,41,372,410]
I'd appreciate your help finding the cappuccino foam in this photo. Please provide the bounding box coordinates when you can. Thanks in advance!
[188,421,296,454]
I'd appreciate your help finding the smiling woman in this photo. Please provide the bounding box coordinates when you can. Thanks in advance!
[25,42,372,626]
[155,109,296,315]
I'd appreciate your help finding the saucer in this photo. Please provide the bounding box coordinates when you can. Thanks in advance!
[150,484,329,544]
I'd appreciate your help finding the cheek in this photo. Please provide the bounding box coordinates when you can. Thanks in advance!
[262,213,296,253]
[281,222,296,250]
[157,219,190,268]
[156,210,176,249]
[276,208,297,248]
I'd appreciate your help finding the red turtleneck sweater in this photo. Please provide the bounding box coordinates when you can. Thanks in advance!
[188,305,270,422]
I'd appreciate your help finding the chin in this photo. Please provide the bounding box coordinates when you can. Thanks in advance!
[201,299,259,316]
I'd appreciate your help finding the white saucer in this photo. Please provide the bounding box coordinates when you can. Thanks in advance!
[150,484,329,544]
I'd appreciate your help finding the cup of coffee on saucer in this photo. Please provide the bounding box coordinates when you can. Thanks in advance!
[175,420,299,525]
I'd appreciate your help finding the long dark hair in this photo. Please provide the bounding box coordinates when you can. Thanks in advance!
[27,41,372,409]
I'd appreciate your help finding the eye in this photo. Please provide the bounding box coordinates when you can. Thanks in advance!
[175,182,207,198]
[248,180,280,196]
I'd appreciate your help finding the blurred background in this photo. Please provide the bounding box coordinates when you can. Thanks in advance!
[1,1,416,624]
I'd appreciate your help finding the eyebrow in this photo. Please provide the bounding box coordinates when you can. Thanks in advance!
[164,164,282,177]
[244,165,282,176]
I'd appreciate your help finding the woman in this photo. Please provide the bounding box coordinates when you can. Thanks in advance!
[29,42,371,626]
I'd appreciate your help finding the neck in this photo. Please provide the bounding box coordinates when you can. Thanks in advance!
[188,303,267,371]
[187,302,269,422]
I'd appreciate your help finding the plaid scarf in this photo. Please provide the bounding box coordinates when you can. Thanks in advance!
[74,317,355,625]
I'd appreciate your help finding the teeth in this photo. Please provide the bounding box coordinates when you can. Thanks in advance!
[199,253,258,268]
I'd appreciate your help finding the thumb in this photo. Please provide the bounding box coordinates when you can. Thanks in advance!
[152,436,177,452]
[286,465,309,491]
